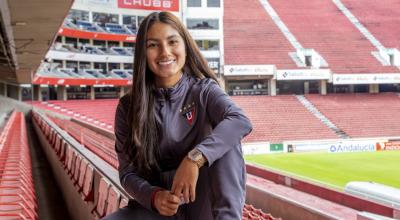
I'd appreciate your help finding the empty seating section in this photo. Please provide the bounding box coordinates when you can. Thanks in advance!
[0,111,38,219]
[232,95,337,142]
[341,0,400,49]
[31,111,131,219]
[76,20,100,32]
[37,65,133,79]
[104,23,130,35]
[49,116,118,169]
[73,20,135,35]
[52,42,133,57]
[31,99,118,131]
[306,93,400,138]
[266,0,399,74]
[224,0,297,69]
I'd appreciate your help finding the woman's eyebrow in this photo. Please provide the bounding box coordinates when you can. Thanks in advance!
[167,34,179,39]
[147,34,180,42]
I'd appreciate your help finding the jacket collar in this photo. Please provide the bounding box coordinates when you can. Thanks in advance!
[153,73,188,102]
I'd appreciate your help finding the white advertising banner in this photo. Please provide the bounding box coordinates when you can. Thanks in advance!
[291,140,377,153]
[224,65,275,76]
[277,69,331,80]
[88,0,112,5]
[242,142,270,155]
[291,142,334,152]
[332,73,400,85]
[328,141,376,153]
[46,51,132,63]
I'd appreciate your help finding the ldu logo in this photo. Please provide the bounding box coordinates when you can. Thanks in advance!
[180,102,196,125]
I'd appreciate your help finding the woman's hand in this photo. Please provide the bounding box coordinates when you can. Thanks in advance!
[171,157,199,204]
[154,190,181,216]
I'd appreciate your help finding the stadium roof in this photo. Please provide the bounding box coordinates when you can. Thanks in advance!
[0,0,72,84]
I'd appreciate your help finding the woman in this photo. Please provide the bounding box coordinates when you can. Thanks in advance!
[104,11,252,220]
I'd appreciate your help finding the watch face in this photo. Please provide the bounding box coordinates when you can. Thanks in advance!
[189,149,202,161]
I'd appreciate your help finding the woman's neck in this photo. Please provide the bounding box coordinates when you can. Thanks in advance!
[155,72,183,88]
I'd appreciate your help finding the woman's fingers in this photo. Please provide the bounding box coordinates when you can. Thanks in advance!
[190,184,196,202]
[171,182,184,197]
[171,157,200,204]
[183,186,190,204]
[154,190,180,216]
[166,192,181,205]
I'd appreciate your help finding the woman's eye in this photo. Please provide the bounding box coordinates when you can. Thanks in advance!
[170,40,179,45]
[147,43,157,48]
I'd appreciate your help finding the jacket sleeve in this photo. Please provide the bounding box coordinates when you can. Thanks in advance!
[195,80,253,166]
[114,98,159,211]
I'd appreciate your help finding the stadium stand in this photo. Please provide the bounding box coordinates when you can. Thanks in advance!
[30,99,118,131]
[341,0,400,49]
[266,0,400,74]
[305,93,400,138]
[0,111,38,219]
[231,95,338,142]
[30,92,400,141]
[224,0,297,68]
[49,116,118,168]
[31,95,342,143]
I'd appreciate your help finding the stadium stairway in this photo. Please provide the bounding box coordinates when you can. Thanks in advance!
[339,0,400,50]
[305,93,400,138]
[295,95,349,139]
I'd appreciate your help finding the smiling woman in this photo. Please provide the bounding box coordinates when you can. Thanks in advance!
[102,11,253,220]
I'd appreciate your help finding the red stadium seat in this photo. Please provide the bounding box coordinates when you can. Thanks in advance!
[82,164,94,201]
[105,186,120,215]
[59,141,66,161]
[54,135,61,153]
[73,155,82,184]
[64,145,72,169]
[119,196,129,208]
[77,159,88,192]
[94,177,110,218]
[69,151,77,177]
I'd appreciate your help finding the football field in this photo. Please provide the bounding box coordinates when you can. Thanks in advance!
[245,150,400,190]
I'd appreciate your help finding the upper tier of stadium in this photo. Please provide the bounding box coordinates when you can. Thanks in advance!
[224,0,400,74]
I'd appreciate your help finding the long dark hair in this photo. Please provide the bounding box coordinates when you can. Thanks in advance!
[125,11,217,177]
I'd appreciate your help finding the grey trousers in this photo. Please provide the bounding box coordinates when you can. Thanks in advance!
[103,145,246,220]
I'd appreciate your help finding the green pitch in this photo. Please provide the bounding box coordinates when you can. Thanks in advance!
[245,151,400,190]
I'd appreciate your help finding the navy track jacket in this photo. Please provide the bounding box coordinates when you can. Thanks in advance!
[114,73,253,211]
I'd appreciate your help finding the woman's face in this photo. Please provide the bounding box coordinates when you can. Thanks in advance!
[146,22,186,88]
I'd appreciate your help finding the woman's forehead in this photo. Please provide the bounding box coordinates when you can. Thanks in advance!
[147,22,181,40]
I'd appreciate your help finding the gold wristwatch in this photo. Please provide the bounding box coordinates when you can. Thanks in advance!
[187,148,207,168]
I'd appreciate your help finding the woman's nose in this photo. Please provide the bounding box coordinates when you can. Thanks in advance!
[160,44,171,57]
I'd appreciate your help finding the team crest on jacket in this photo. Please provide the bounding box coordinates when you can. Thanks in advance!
[180,102,196,125]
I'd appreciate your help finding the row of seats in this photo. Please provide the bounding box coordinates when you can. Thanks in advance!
[65,19,136,35]
[52,42,134,57]
[49,116,118,168]
[0,111,38,219]
[30,100,117,131]
[32,111,129,219]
